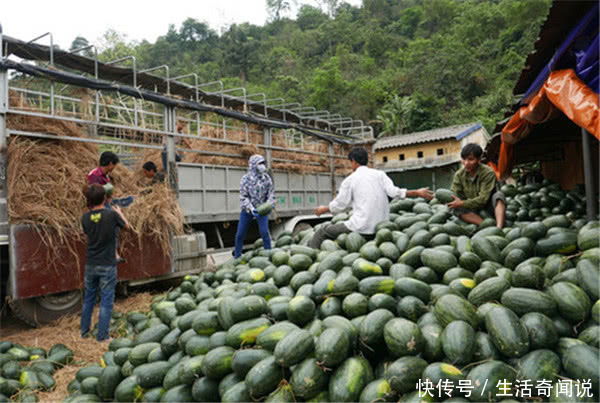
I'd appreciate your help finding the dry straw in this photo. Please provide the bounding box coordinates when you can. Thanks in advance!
[6,111,184,266]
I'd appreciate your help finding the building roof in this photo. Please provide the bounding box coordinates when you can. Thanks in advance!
[374,122,484,151]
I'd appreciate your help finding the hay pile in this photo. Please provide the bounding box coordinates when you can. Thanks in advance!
[139,122,356,175]
[6,112,184,263]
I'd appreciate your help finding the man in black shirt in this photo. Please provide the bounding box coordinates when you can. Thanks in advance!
[80,184,129,342]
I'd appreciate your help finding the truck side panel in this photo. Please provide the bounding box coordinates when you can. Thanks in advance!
[9,224,171,299]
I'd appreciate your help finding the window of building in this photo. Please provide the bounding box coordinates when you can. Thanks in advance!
[399,154,405,161]
[437,148,444,156]
[383,156,388,163]
[417,151,424,158]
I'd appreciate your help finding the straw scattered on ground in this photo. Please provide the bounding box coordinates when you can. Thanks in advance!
[0,292,156,402]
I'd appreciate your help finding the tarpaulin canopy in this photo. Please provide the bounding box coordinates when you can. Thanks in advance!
[490,2,599,180]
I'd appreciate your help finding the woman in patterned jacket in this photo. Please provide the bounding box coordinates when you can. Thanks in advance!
[234,154,275,258]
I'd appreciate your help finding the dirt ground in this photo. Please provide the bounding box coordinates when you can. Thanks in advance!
[0,288,162,402]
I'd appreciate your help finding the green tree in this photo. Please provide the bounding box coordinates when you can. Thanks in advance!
[376,94,412,137]
[266,0,297,21]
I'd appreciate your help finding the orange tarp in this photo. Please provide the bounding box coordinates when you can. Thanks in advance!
[491,69,600,179]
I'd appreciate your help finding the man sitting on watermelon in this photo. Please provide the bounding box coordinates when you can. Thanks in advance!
[311,147,433,248]
[447,143,506,228]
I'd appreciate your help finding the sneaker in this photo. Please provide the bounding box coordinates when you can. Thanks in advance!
[111,196,134,208]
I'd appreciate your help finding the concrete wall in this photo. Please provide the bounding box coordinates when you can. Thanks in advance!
[375,128,489,165]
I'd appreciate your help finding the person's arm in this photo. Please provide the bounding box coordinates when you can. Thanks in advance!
[406,188,434,199]
[239,177,254,213]
[328,178,353,213]
[381,172,407,199]
[266,177,275,208]
[112,205,129,230]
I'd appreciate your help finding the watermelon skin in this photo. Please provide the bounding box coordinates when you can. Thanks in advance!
[517,349,561,384]
[384,318,424,357]
[535,232,578,256]
[468,277,510,306]
[221,381,252,403]
[520,312,558,350]
[562,344,600,391]
[359,309,395,348]
[231,349,271,378]
[471,236,502,263]
[421,362,465,396]
[256,202,272,216]
[434,294,478,328]
[290,358,329,400]
[274,329,315,367]
[500,288,557,317]
[578,222,600,250]
[435,189,455,204]
[466,361,516,402]
[440,320,475,365]
[329,356,374,402]
[394,278,432,304]
[473,331,501,361]
[358,378,392,403]
[315,327,350,367]
[385,356,427,394]
[245,356,285,399]
[551,282,592,324]
[485,306,530,358]
[420,249,458,274]
[576,259,599,300]
[201,346,235,380]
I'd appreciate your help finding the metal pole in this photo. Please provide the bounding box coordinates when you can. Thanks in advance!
[166,106,177,193]
[0,28,8,201]
[581,128,598,220]
[106,56,137,125]
[263,127,272,169]
[139,65,170,95]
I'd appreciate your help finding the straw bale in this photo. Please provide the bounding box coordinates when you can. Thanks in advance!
[6,111,184,265]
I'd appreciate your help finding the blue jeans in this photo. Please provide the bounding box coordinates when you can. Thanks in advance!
[234,210,271,258]
[80,264,117,341]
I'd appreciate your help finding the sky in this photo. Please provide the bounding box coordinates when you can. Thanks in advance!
[2,0,362,50]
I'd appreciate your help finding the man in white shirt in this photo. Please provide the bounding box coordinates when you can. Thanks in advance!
[310,147,433,249]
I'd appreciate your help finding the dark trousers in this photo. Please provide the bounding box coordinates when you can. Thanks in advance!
[309,223,352,249]
[80,264,117,341]
[234,210,272,258]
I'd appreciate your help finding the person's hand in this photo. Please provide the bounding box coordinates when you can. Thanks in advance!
[447,195,464,209]
[418,187,434,200]
[315,206,329,216]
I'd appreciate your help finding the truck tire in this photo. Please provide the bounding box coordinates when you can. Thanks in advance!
[8,283,83,327]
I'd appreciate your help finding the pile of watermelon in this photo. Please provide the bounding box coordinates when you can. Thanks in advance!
[0,342,73,401]
[61,179,598,402]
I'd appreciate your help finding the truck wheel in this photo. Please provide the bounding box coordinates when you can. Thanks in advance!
[8,284,82,327]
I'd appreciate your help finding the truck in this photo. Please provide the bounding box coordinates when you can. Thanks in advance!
[0,27,374,326]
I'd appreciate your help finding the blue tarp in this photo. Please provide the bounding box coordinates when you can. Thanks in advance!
[521,2,599,104]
